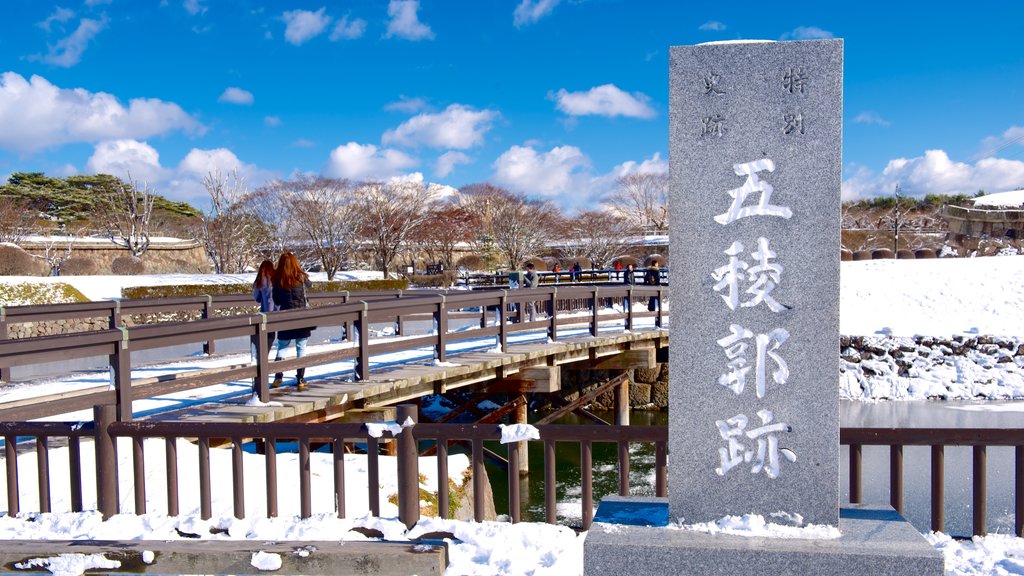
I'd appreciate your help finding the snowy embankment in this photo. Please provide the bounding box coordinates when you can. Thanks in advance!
[840,256,1024,401]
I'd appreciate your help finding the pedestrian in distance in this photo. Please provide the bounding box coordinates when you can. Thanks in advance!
[251,259,277,389]
[271,252,313,391]
[570,261,581,282]
[522,261,538,322]
[623,262,636,312]
[645,261,661,312]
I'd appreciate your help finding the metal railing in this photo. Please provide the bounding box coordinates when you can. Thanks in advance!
[3,417,1023,537]
[0,285,667,422]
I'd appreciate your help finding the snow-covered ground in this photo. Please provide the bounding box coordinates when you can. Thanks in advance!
[4,257,1024,574]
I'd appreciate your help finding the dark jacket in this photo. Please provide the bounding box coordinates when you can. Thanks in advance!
[644,267,661,286]
[273,281,313,340]
[523,270,539,289]
[623,268,636,285]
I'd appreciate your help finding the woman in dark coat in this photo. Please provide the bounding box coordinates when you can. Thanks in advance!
[251,260,277,388]
[644,261,661,312]
[622,263,636,311]
[271,252,313,390]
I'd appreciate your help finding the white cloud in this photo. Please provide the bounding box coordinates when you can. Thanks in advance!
[183,0,207,16]
[84,0,113,5]
[842,149,1024,201]
[383,104,498,150]
[0,72,203,153]
[330,15,366,40]
[264,115,281,127]
[218,87,254,105]
[323,142,418,180]
[513,0,561,28]
[852,111,890,127]
[492,144,591,197]
[699,20,726,31]
[385,95,429,113]
[385,0,434,41]
[551,84,656,119]
[292,139,316,148]
[33,15,108,67]
[435,151,472,178]
[86,139,169,184]
[781,26,834,40]
[37,7,75,32]
[609,152,668,179]
[282,8,330,45]
[979,125,1024,159]
[86,141,276,203]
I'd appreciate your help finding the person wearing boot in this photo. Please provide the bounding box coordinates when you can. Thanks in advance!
[271,252,313,391]
[251,259,277,390]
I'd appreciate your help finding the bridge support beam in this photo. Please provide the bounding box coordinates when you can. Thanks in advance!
[585,347,656,371]
[488,366,560,394]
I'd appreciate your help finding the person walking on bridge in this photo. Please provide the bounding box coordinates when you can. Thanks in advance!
[252,259,277,389]
[271,252,313,391]
[522,262,538,322]
[622,262,636,312]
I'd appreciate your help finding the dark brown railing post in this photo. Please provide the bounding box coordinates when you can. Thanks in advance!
[94,404,118,519]
[508,441,521,523]
[199,436,212,520]
[368,437,380,516]
[232,437,245,520]
[356,302,370,381]
[254,314,270,402]
[544,439,556,523]
[434,297,448,363]
[473,437,485,522]
[548,289,558,341]
[111,327,132,421]
[165,437,178,516]
[300,438,312,519]
[499,292,509,352]
[849,443,862,504]
[333,437,345,519]
[69,436,83,512]
[618,441,630,497]
[625,287,634,331]
[591,287,600,337]
[201,295,215,355]
[890,444,904,515]
[397,404,420,529]
[655,288,664,328]
[974,445,987,536]
[132,436,146,514]
[5,434,17,515]
[582,439,593,529]
[655,441,667,497]
[931,444,945,533]
[266,438,278,518]
[36,437,50,513]
[437,438,450,519]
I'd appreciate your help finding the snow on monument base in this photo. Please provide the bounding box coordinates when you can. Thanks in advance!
[584,498,943,575]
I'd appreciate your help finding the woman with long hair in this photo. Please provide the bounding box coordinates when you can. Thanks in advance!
[251,260,277,382]
[271,252,313,391]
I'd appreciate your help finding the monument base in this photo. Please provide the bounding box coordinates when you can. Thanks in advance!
[584,497,943,575]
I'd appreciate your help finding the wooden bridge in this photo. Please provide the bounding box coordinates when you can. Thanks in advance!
[0,285,668,426]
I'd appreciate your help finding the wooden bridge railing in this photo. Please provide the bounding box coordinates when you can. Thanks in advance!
[0,285,667,422]
[1,413,1021,537]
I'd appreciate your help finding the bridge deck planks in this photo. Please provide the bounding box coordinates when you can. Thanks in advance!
[144,329,667,425]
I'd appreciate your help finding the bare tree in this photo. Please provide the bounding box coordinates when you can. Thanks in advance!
[555,210,635,269]
[605,172,669,232]
[412,203,478,268]
[459,184,557,270]
[277,176,358,280]
[101,174,155,257]
[0,197,39,244]
[243,185,292,256]
[355,180,436,275]
[199,170,268,274]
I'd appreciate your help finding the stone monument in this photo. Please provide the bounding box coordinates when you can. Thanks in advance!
[584,39,943,575]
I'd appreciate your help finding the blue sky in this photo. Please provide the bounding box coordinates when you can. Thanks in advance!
[1,0,1022,210]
